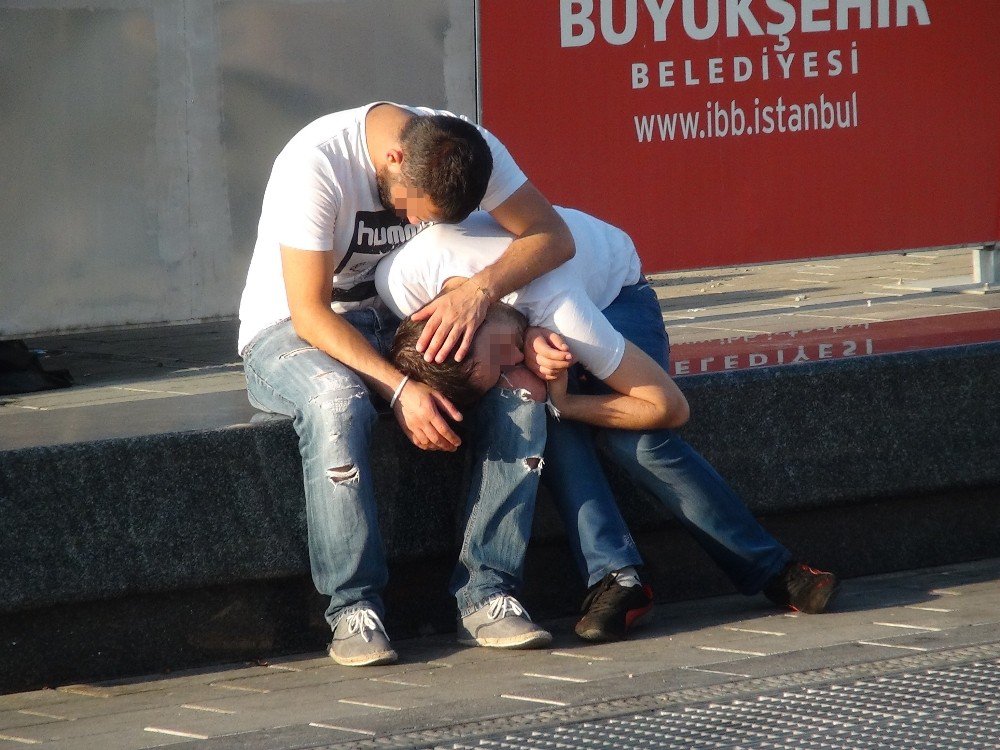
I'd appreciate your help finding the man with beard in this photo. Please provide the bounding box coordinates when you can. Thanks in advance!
[238,103,574,666]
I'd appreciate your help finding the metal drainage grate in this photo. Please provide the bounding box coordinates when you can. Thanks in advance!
[438,659,1000,749]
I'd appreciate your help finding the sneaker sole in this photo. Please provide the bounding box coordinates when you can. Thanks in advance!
[794,579,841,614]
[575,605,653,643]
[328,648,398,667]
[457,631,553,649]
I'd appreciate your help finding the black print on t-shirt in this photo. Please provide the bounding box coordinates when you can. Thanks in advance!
[334,210,422,275]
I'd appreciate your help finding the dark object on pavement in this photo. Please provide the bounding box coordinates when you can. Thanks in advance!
[0,340,73,396]
[764,561,840,614]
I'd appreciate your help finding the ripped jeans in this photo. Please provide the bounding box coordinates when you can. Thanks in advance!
[242,311,546,627]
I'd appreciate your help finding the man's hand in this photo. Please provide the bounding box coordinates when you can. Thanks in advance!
[392,377,463,451]
[525,326,574,380]
[411,280,491,363]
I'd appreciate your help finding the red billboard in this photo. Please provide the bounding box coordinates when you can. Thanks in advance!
[479,1,1000,271]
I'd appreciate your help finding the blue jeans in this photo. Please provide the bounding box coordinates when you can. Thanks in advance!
[541,281,791,595]
[242,310,546,627]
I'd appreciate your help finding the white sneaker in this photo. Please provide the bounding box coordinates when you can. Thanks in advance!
[328,604,398,666]
[457,594,552,649]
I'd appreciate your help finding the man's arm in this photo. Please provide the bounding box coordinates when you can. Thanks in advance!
[281,245,463,451]
[411,182,575,363]
[543,340,690,431]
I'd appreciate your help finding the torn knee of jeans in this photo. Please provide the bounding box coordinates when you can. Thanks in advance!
[501,386,535,403]
[499,368,546,402]
[307,380,366,408]
[309,369,359,388]
[278,346,318,360]
[524,456,544,473]
[326,465,360,485]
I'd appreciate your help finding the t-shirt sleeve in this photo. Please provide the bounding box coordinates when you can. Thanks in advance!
[470,121,527,212]
[268,147,341,251]
[541,289,627,381]
[375,243,438,319]
[376,222,497,318]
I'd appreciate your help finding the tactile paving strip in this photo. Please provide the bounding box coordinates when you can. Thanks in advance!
[439,659,1000,750]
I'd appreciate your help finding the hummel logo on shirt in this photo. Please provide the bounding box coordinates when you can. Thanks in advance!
[355,218,422,247]
[334,210,419,275]
[334,210,427,274]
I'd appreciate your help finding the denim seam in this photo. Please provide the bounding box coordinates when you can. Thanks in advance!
[240,317,293,359]
[244,361,298,417]
[455,493,484,614]
[589,558,642,588]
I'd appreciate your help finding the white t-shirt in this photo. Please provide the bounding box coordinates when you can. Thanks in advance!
[237,102,527,353]
[375,208,642,380]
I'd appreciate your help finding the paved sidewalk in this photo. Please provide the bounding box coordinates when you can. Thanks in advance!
[1,558,998,749]
[657,245,997,339]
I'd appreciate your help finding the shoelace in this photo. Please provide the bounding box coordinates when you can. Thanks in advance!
[583,572,644,613]
[487,594,529,622]
[583,575,619,613]
[343,607,387,643]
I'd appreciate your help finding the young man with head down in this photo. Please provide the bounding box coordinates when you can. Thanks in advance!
[377,208,839,642]
[238,103,576,666]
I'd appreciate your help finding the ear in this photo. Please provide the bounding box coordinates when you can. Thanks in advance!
[384,147,404,169]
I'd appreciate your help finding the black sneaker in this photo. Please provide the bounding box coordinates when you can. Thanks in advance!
[764,561,839,614]
[574,572,653,642]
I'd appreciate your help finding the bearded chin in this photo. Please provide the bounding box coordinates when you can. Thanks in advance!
[375,167,396,213]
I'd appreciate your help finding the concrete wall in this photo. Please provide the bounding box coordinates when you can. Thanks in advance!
[0,0,477,338]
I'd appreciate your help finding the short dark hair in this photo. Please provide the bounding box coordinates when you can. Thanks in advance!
[399,115,493,223]
[391,316,483,409]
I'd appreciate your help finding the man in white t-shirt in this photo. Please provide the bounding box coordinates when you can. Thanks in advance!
[238,103,576,666]
[377,208,840,641]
